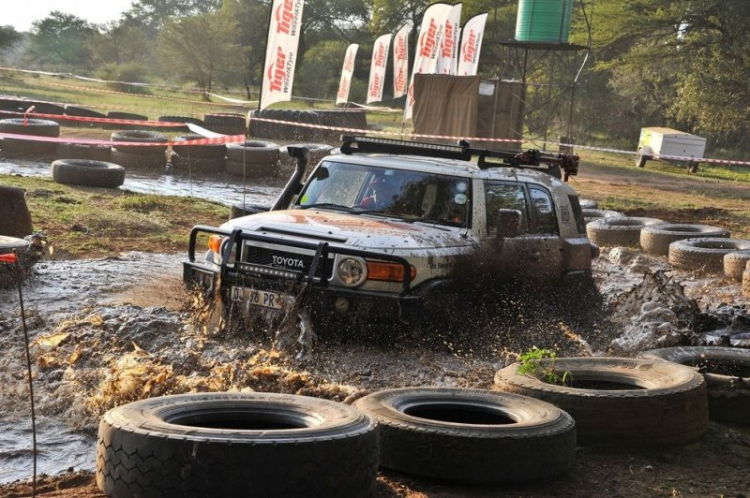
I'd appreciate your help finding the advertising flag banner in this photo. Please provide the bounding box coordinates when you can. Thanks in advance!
[405,2,453,119]
[366,34,392,104]
[457,13,488,76]
[393,25,410,99]
[336,44,359,105]
[437,3,462,75]
[260,0,305,110]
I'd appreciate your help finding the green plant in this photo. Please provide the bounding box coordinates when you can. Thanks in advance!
[517,347,570,386]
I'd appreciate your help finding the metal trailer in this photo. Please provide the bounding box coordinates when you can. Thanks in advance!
[635,127,706,173]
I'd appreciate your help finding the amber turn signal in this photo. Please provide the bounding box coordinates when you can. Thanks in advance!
[366,261,416,282]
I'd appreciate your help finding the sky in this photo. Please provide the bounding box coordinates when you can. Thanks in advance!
[2,0,136,32]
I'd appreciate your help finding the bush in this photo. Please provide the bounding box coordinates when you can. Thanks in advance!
[95,62,152,94]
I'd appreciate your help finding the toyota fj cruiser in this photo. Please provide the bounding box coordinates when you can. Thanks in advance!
[184,136,598,328]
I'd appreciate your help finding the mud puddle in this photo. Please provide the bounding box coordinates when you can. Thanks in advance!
[0,248,748,484]
[0,157,282,207]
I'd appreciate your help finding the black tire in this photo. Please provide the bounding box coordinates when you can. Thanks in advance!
[51,159,125,188]
[64,104,107,118]
[111,149,166,170]
[158,115,203,126]
[25,101,65,115]
[0,118,60,137]
[96,392,378,498]
[107,111,148,121]
[230,203,270,219]
[111,130,169,155]
[494,357,708,447]
[640,347,750,425]
[723,250,750,282]
[579,199,598,209]
[56,142,111,162]
[171,154,225,173]
[171,134,226,159]
[586,216,664,248]
[354,387,575,483]
[669,238,750,272]
[225,159,278,178]
[635,148,648,168]
[641,224,731,256]
[203,113,246,134]
[226,140,280,163]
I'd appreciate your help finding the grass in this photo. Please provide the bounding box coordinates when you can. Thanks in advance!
[0,175,228,258]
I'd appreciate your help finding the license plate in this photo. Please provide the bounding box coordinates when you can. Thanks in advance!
[230,286,285,310]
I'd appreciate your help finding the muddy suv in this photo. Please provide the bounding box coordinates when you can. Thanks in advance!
[184,136,597,325]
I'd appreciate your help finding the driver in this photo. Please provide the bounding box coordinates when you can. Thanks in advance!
[360,174,401,209]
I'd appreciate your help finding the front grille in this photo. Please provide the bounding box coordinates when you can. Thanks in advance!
[242,246,334,279]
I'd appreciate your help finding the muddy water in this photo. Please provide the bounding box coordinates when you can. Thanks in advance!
[0,157,282,207]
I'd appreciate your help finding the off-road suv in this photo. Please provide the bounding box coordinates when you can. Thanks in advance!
[184,136,598,326]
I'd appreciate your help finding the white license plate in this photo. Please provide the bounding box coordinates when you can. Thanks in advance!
[231,287,285,310]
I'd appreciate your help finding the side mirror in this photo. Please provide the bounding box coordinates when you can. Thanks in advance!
[497,209,522,238]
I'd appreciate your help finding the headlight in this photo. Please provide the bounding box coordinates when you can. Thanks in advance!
[337,257,367,287]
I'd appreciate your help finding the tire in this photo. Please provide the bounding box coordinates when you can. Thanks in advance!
[744,265,750,298]
[96,392,379,498]
[640,347,750,425]
[579,199,598,209]
[226,140,280,163]
[0,118,60,154]
[0,118,60,137]
[56,142,112,162]
[52,159,125,188]
[64,104,107,118]
[171,154,225,173]
[230,203,271,219]
[582,209,623,225]
[669,238,750,272]
[107,111,148,121]
[25,101,65,115]
[111,149,166,170]
[586,216,664,248]
[635,146,651,168]
[354,387,575,483]
[171,134,226,159]
[641,224,731,256]
[225,159,278,178]
[687,161,700,173]
[158,115,203,126]
[723,250,750,282]
[203,113,246,134]
[111,130,169,155]
[494,357,708,447]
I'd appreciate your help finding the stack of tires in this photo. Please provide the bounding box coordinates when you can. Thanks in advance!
[157,115,203,131]
[225,140,281,178]
[0,118,60,156]
[203,113,246,135]
[171,134,226,173]
[247,109,367,142]
[641,224,730,256]
[110,130,168,170]
[669,238,750,273]
[586,216,664,247]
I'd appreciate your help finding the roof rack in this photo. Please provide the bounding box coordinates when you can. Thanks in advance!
[339,135,579,181]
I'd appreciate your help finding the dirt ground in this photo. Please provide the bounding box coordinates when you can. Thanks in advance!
[1,158,750,497]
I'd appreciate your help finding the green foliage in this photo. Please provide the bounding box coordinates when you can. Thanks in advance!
[0,25,22,52]
[518,347,568,385]
[94,62,152,94]
[28,11,95,69]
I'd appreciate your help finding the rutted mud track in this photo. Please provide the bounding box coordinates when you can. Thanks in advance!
[1,246,749,495]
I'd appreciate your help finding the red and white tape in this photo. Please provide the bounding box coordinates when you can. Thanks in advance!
[246,116,523,143]
[0,132,245,147]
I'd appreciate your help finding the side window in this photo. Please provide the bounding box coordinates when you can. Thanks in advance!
[485,182,529,235]
[529,187,559,234]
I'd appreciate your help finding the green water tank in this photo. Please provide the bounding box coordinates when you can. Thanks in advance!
[515,0,574,44]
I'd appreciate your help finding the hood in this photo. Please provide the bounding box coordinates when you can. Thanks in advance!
[223,209,470,250]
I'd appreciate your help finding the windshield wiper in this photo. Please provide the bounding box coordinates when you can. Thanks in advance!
[299,203,355,212]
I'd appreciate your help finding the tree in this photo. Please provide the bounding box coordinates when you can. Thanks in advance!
[157,8,239,96]
[89,22,151,65]
[126,0,224,31]
[0,25,22,52]
[27,12,95,69]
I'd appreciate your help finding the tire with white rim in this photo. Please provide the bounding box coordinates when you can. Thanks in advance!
[586,216,664,248]
[641,223,731,256]
[494,357,708,447]
[354,387,576,483]
[669,238,750,272]
[96,392,379,498]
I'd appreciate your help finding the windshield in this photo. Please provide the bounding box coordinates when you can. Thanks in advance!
[296,161,471,227]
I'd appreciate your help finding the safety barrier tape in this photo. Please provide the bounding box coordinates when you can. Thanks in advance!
[654,153,750,167]
[246,116,523,143]
[0,109,187,127]
[0,132,245,147]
